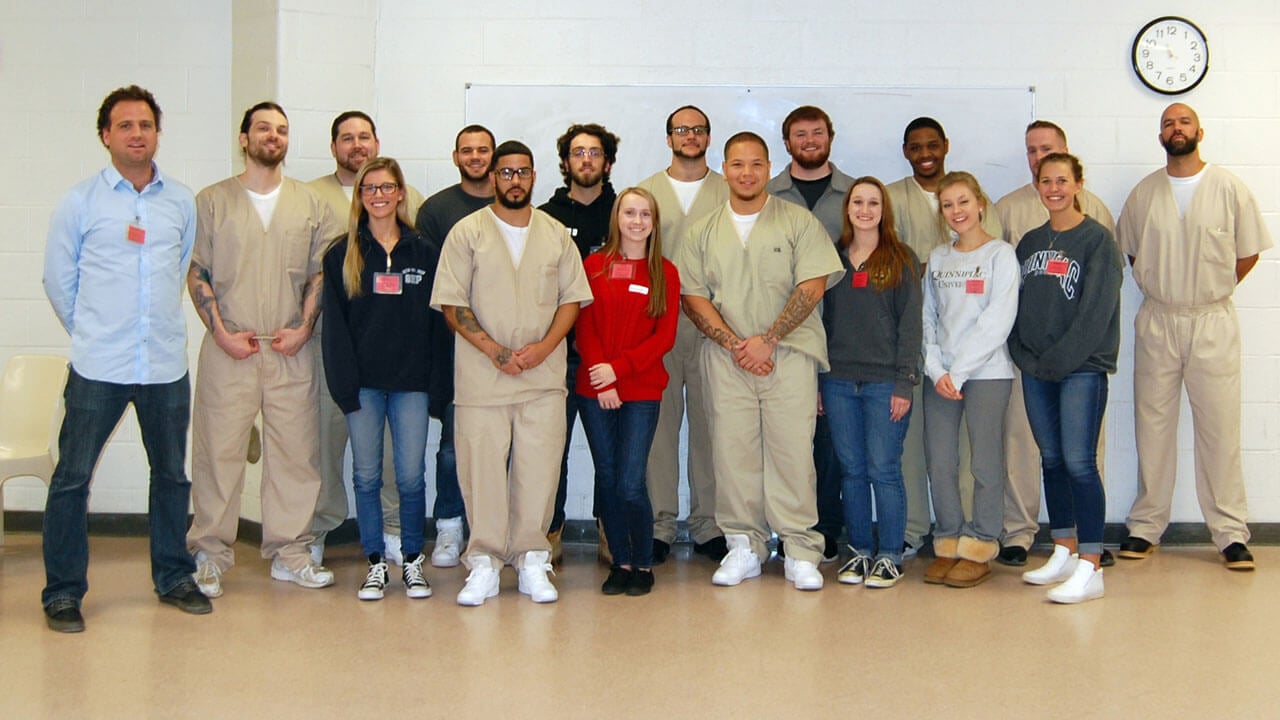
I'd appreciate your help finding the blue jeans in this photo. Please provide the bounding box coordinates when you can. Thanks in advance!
[433,402,465,519]
[578,396,660,568]
[346,389,428,559]
[821,378,909,565]
[1021,371,1108,555]
[42,370,194,608]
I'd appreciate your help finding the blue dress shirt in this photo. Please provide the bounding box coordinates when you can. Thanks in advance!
[43,163,196,385]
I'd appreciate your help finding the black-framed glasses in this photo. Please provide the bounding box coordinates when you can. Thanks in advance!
[496,167,534,181]
[671,125,709,136]
[359,182,400,196]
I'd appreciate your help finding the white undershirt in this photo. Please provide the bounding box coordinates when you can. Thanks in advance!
[912,176,940,213]
[246,183,282,229]
[490,209,530,265]
[1167,164,1208,218]
[730,208,759,247]
[341,184,354,203]
[667,174,706,215]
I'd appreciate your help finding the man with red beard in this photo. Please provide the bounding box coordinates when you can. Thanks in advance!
[432,141,592,606]
[1117,103,1271,571]
[766,105,855,563]
[186,102,343,597]
[537,123,620,563]
[307,110,426,567]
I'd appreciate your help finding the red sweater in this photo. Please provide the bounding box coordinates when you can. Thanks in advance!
[574,253,680,401]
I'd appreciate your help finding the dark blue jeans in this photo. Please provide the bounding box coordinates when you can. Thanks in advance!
[821,379,909,564]
[433,402,465,520]
[578,396,660,568]
[42,369,194,608]
[346,389,428,558]
[1021,371,1108,555]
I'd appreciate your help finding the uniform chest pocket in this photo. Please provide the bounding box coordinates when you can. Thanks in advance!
[536,264,559,305]
[757,244,794,287]
[1200,227,1235,268]
[283,228,312,274]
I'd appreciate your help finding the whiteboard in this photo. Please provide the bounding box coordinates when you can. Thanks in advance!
[466,84,1036,207]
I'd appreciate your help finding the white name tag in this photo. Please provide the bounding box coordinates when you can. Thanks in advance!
[628,283,649,295]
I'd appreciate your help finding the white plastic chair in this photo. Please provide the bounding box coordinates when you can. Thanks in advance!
[0,354,68,545]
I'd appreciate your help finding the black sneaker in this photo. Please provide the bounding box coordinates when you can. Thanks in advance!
[601,566,632,595]
[821,535,840,564]
[1118,536,1158,559]
[44,599,85,633]
[652,539,671,565]
[865,557,903,589]
[996,545,1028,566]
[626,569,655,596]
[1100,549,1116,567]
[1222,542,1256,571]
[693,536,728,562]
[159,579,213,615]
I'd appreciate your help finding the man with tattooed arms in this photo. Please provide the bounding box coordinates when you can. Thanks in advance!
[430,140,593,606]
[185,102,343,597]
[675,132,843,591]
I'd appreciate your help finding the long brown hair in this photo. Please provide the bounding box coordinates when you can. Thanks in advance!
[837,176,917,291]
[1037,152,1084,213]
[596,187,667,317]
[342,157,415,299]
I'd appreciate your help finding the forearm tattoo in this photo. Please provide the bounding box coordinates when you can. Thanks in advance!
[764,285,820,345]
[686,306,739,350]
[298,274,323,329]
[188,263,218,329]
[454,307,510,363]
[495,347,513,365]
[453,306,484,334]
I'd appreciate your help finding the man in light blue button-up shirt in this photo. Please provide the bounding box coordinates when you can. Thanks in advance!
[39,85,209,633]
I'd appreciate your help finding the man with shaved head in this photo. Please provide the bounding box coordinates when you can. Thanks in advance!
[1116,103,1271,571]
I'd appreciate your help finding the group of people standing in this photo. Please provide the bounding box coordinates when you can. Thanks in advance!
[37,83,1269,631]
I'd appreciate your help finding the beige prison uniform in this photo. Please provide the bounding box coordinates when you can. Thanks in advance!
[1118,165,1272,549]
[675,196,843,563]
[429,208,592,568]
[306,173,425,541]
[887,176,1002,544]
[187,177,341,572]
[637,169,729,545]
[995,183,1115,550]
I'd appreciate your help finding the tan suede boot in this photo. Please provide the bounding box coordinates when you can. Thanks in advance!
[924,536,959,584]
[944,536,999,588]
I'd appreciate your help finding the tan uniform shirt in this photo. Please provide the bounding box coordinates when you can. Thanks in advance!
[1118,165,1272,307]
[430,208,593,407]
[637,169,730,263]
[995,183,1115,246]
[676,196,844,371]
[887,175,1004,261]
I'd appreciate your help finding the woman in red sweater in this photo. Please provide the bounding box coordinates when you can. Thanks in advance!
[575,187,679,596]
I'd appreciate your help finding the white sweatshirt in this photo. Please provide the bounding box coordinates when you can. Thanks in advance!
[922,238,1019,389]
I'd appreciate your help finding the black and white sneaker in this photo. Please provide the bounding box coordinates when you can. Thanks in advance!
[865,557,903,589]
[403,555,433,598]
[359,561,389,601]
[838,551,870,585]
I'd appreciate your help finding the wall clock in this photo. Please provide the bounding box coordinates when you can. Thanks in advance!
[1131,16,1209,95]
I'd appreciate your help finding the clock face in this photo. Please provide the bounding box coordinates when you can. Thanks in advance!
[1132,16,1209,95]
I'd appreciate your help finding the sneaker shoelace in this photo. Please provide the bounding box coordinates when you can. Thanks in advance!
[404,559,427,587]
[363,563,387,589]
[839,555,868,576]
[871,557,901,581]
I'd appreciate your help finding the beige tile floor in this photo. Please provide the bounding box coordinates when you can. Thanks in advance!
[1,533,1276,719]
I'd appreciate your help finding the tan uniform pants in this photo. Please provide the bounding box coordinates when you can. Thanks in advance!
[1129,299,1249,550]
[188,334,321,573]
[455,392,564,568]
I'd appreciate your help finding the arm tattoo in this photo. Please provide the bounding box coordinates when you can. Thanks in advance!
[686,306,739,350]
[298,274,323,329]
[495,347,512,365]
[187,263,219,329]
[764,284,821,346]
[453,307,484,334]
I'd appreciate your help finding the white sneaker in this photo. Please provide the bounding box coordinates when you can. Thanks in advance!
[431,517,464,568]
[1022,544,1077,586]
[1047,559,1104,604]
[712,534,762,586]
[308,542,324,566]
[383,533,404,566]
[270,559,335,589]
[402,554,432,599]
[192,551,223,598]
[784,557,825,591]
[456,556,500,606]
[517,550,558,603]
[358,561,388,601]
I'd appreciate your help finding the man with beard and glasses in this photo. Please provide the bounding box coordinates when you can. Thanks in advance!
[637,105,729,564]
[431,141,592,606]
[307,110,426,568]
[886,116,1003,563]
[537,123,620,564]
[1116,103,1271,571]
[414,124,497,570]
[186,101,343,596]
[675,132,842,591]
[766,105,855,564]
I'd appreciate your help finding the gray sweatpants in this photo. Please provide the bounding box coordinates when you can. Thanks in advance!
[923,379,1010,543]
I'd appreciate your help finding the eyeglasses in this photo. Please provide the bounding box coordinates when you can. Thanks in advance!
[670,125,709,137]
[570,147,604,159]
[496,167,534,181]
[359,182,400,196]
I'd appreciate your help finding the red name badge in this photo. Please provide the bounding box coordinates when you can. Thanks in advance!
[1046,258,1069,277]
[609,263,636,280]
[852,271,869,288]
[965,278,986,295]
[127,224,146,244]
[373,272,403,295]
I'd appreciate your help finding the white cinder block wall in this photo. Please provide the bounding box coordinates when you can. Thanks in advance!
[2,1,1277,528]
